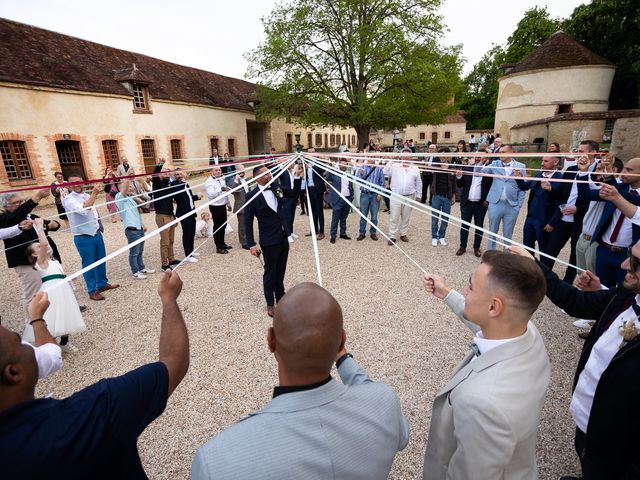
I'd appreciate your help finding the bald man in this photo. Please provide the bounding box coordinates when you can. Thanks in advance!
[191,283,409,479]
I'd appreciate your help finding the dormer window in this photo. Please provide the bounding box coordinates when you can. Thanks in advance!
[132,82,150,111]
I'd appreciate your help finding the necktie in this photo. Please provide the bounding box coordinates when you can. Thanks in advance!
[610,189,638,243]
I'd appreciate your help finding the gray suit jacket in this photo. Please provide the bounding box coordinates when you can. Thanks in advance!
[423,291,550,480]
[231,177,248,214]
[192,357,409,479]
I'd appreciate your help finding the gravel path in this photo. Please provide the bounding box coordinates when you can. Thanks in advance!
[0,182,582,479]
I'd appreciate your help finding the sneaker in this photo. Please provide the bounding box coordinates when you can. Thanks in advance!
[133,272,148,279]
[288,235,295,243]
[161,265,172,272]
[432,239,438,247]
[185,257,198,263]
[140,268,156,274]
[439,238,447,246]
[573,319,595,329]
[191,252,201,257]
[61,343,78,353]
[291,233,299,239]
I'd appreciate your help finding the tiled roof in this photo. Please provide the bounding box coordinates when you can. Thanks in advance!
[512,109,640,129]
[0,18,256,111]
[445,112,466,124]
[505,31,613,75]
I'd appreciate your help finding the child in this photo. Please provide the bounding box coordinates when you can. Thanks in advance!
[195,211,213,238]
[24,218,86,353]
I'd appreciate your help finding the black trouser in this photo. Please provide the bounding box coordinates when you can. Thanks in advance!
[542,219,581,284]
[299,189,307,213]
[574,427,612,479]
[209,205,227,249]
[421,172,433,204]
[307,187,324,233]
[261,235,289,306]
[180,214,196,256]
[459,201,487,249]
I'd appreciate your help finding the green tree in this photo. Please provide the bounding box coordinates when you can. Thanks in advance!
[458,7,560,129]
[563,0,640,109]
[245,0,462,147]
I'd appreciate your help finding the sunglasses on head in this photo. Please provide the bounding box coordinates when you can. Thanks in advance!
[628,247,640,272]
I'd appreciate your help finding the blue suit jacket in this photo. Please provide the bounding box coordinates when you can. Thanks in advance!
[516,171,563,226]
[243,185,290,247]
[481,160,526,207]
[325,170,353,208]
[578,177,640,245]
[191,357,409,480]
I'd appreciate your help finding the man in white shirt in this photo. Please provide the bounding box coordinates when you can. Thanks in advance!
[63,175,119,301]
[204,166,232,254]
[422,250,550,479]
[513,239,640,479]
[383,150,422,245]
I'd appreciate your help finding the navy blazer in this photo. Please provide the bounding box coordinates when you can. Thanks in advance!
[578,177,640,245]
[516,171,563,226]
[244,185,290,247]
[278,168,299,199]
[325,171,353,207]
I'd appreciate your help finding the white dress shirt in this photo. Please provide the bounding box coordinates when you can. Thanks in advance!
[259,184,278,212]
[383,163,421,195]
[470,330,520,363]
[22,341,63,378]
[0,224,22,240]
[570,295,640,432]
[62,191,100,236]
[204,176,230,207]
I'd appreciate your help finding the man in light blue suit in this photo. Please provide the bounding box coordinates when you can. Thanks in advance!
[481,145,526,250]
[191,282,409,480]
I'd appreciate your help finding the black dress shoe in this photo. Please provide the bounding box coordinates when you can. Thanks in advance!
[558,476,582,480]
[223,244,233,249]
[340,235,351,240]
[169,260,181,266]
[242,245,250,250]
[330,238,336,244]
[216,249,229,254]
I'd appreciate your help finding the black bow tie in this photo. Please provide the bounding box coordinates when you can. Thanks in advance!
[469,342,481,357]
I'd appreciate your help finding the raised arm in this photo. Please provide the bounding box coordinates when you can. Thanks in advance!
[33,218,49,270]
[423,272,480,333]
[157,271,189,397]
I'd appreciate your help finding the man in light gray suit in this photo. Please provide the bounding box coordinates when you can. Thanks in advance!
[422,250,550,480]
[191,282,409,480]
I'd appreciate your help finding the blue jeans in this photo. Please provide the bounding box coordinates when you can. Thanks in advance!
[330,200,350,238]
[487,200,520,250]
[73,232,108,294]
[431,195,451,239]
[359,192,380,235]
[124,228,146,274]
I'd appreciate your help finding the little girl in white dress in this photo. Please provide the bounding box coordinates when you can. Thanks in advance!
[23,218,86,351]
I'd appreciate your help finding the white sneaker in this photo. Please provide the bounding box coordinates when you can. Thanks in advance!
[288,235,294,243]
[133,272,148,279]
[185,257,198,263]
[573,319,595,329]
[432,239,438,247]
[140,268,155,274]
[291,233,299,239]
[439,238,447,246]
[191,252,201,257]
[61,343,78,353]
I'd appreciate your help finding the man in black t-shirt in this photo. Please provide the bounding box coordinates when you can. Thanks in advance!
[0,270,189,479]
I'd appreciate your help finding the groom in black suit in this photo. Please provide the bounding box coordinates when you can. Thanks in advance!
[245,164,291,317]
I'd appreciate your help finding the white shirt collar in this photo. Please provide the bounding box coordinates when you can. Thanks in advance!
[473,329,524,356]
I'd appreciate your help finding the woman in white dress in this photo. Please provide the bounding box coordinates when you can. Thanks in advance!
[23,218,86,353]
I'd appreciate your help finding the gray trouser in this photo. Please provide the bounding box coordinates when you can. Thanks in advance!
[575,235,598,273]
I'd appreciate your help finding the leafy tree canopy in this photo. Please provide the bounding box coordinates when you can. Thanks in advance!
[246,0,462,146]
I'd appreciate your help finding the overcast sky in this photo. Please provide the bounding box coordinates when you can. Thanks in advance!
[2,0,584,79]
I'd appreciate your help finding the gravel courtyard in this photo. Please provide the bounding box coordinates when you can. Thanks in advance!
[1,181,582,479]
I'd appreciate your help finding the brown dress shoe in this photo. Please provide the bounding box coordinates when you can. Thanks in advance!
[400,235,409,242]
[267,305,275,317]
[370,234,379,241]
[305,232,313,237]
[97,283,120,293]
[316,233,325,240]
[474,248,482,258]
[578,330,590,340]
[356,234,365,241]
[456,247,466,256]
[89,292,105,301]
[388,238,396,246]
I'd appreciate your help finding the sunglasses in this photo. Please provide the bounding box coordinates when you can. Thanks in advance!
[628,247,640,272]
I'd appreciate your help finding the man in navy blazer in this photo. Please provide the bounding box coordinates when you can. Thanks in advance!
[325,159,353,243]
[278,162,300,242]
[305,148,326,240]
[191,282,409,480]
[244,164,291,317]
[480,145,526,250]
[515,155,563,255]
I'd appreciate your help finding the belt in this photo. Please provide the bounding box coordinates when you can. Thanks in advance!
[126,226,143,231]
[599,241,626,253]
[582,234,592,241]
[41,273,66,283]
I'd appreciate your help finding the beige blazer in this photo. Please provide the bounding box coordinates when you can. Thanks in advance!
[423,291,550,480]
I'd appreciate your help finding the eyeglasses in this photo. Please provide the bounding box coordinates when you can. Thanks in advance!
[8,199,23,206]
[628,247,640,272]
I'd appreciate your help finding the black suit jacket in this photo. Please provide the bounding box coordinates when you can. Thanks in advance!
[541,261,640,476]
[170,180,200,218]
[244,186,290,247]
[279,168,300,199]
[547,165,590,226]
[456,165,492,206]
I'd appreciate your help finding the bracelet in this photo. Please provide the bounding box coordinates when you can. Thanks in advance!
[336,353,353,368]
[29,318,46,326]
